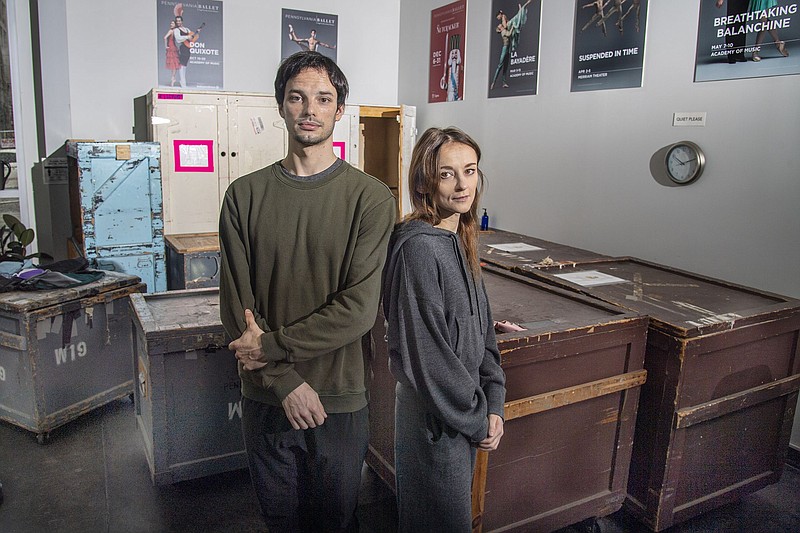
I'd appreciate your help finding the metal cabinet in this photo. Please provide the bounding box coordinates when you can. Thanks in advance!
[67,141,167,292]
[135,89,416,234]
[135,89,289,235]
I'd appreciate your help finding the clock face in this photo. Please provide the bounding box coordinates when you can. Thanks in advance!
[665,143,704,184]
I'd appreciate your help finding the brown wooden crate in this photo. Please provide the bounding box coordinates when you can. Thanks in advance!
[479,228,611,273]
[165,233,220,254]
[493,250,800,530]
[366,264,648,532]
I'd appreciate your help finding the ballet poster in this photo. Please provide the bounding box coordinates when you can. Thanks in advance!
[157,1,223,89]
[571,0,649,92]
[694,1,800,82]
[281,9,338,62]
[429,0,468,103]
[488,0,541,98]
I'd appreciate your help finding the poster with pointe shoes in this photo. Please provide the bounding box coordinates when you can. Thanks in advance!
[157,1,223,89]
[571,0,649,92]
[488,0,542,98]
[429,0,468,103]
[695,1,799,82]
[281,9,339,62]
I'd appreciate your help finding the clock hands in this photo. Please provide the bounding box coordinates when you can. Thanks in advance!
[664,142,704,185]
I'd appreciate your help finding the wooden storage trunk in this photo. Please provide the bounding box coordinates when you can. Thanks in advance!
[165,233,221,290]
[130,288,247,485]
[508,256,800,531]
[366,264,648,532]
[0,272,144,442]
[479,228,610,274]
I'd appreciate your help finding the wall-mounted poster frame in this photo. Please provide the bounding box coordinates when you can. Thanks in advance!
[281,8,338,62]
[429,0,468,103]
[694,1,799,82]
[487,0,542,98]
[157,0,223,89]
[571,0,649,92]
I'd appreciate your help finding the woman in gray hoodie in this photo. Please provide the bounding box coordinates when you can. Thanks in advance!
[382,127,507,531]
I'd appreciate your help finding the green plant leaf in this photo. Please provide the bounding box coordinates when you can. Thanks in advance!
[3,216,25,239]
[2,214,21,229]
[19,228,34,247]
[0,215,49,261]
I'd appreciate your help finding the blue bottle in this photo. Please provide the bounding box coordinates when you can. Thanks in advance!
[481,208,489,231]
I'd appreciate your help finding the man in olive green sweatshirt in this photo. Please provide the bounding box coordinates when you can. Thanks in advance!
[218,51,396,532]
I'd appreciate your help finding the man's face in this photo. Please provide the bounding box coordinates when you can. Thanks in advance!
[176,17,183,27]
[279,68,343,147]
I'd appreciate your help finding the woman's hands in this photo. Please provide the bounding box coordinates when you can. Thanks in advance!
[494,320,525,333]
[478,414,504,451]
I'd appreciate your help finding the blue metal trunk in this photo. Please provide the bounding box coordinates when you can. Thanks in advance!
[67,142,167,292]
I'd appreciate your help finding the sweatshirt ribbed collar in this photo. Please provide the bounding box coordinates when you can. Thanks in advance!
[271,159,348,189]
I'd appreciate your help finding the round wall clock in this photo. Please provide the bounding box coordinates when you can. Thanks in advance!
[665,141,705,185]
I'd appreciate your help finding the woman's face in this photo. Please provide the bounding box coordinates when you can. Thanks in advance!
[433,142,479,220]
[170,21,176,29]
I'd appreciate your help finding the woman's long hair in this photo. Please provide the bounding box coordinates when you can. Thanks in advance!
[406,127,485,279]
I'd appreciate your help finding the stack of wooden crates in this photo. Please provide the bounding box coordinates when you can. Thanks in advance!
[476,229,800,532]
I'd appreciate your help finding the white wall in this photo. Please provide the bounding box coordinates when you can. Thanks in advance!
[30,0,400,259]
[398,0,800,447]
[38,0,401,151]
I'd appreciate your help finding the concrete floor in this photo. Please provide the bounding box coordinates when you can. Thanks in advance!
[0,397,798,533]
